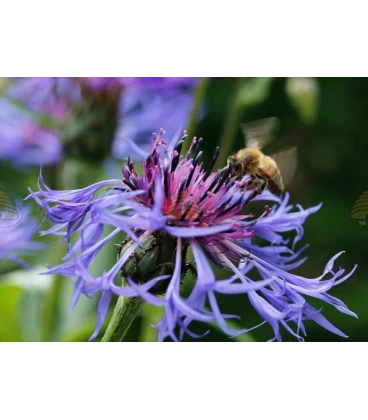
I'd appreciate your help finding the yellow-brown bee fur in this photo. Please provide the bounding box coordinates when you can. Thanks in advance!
[227,148,284,196]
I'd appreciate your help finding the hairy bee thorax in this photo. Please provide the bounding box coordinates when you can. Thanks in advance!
[114,230,194,295]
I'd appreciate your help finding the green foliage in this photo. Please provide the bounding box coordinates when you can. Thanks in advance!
[0,268,51,341]
[285,77,319,124]
[238,77,274,108]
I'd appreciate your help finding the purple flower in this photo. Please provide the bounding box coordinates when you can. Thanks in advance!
[26,129,357,341]
[81,77,196,91]
[0,98,62,166]
[6,77,80,121]
[0,205,42,268]
[78,77,124,91]
[111,77,199,159]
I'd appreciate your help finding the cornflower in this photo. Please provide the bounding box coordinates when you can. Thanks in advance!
[27,130,357,341]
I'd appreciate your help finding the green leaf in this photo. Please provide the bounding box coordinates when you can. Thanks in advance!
[139,304,163,342]
[238,77,274,108]
[0,267,52,341]
[0,267,100,342]
[0,284,24,341]
[285,77,320,124]
[20,289,45,341]
[58,281,100,342]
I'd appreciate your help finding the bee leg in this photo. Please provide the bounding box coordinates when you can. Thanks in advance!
[249,175,258,187]
[253,175,268,195]
[257,179,268,194]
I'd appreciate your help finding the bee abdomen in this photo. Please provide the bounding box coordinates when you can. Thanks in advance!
[259,157,284,196]
[268,178,284,196]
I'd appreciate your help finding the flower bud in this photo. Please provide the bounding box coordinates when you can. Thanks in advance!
[62,78,122,163]
[115,230,178,294]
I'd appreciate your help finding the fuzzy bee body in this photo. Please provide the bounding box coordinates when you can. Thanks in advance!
[226,117,297,196]
[228,148,284,196]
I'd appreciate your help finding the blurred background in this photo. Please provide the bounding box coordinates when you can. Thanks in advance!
[0,77,366,342]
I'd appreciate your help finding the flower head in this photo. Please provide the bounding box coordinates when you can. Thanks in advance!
[27,129,357,341]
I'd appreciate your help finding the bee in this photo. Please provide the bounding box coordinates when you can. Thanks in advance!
[227,117,297,196]
[351,190,368,228]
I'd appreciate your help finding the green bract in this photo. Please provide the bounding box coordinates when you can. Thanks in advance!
[115,231,181,294]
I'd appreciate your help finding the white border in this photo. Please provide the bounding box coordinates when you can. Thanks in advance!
[1,343,366,419]
[0,2,366,76]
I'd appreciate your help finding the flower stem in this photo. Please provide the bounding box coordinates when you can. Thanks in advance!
[215,77,247,170]
[40,162,66,342]
[101,296,144,342]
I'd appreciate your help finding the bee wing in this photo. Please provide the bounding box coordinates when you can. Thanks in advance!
[241,117,280,150]
[271,146,298,188]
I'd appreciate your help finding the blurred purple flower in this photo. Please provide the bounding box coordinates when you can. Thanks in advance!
[6,77,80,121]
[2,77,199,164]
[27,129,357,341]
[81,77,196,90]
[113,78,198,159]
[0,98,62,166]
[79,77,124,91]
[0,206,42,268]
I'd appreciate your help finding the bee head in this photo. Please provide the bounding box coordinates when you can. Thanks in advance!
[227,155,244,177]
